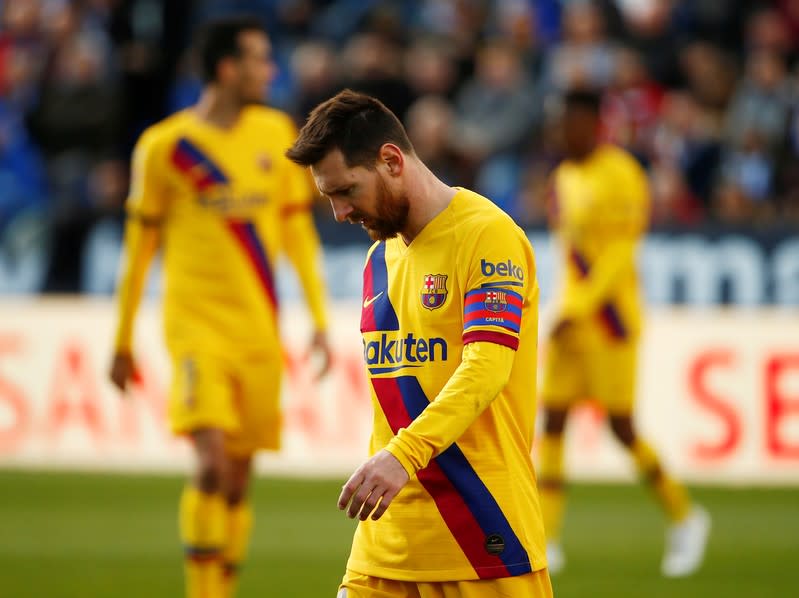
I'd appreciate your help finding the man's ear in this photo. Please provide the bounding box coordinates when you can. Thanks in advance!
[216,56,237,84]
[378,143,405,177]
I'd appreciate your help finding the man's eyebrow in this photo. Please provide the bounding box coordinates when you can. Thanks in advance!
[319,183,354,195]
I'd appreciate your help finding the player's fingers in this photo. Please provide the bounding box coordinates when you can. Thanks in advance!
[110,367,128,393]
[357,486,385,521]
[319,349,333,379]
[370,486,400,521]
[369,498,389,521]
[337,472,364,510]
[313,344,333,381]
[347,482,376,519]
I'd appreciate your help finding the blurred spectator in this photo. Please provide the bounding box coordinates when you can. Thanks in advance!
[777,0,799,52]
[403,36,459,99]
[414,0,488,62]
[290,40,340,122]
[651,90,720,211]
[719,129,774,204]
[487,0,539,55]
[0,0,49,106]
[452,39,540,161]
[26,32,121,211]
[616,0,684,87]
[724,49,792,154]
[405,94,466,185]
[451,39,540,216]
[746,5,794,54]
[26,29,124,292]
[679,41,737,123]
[649,162,704,225]
[339,32,415,120]
[713,181,759,224]
[108,0,192,147]
[0,23,49,231]
[601,47,664,163]
[0,83,48,233]
[542,1,617,91]
[516,99,563,228]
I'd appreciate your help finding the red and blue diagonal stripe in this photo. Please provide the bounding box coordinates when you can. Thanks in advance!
[372,376,532,578]
[227,220,278,311]
[171,138,228,190]
[570,247,627,339]
[361,242,399,333]
[168,139,277,312]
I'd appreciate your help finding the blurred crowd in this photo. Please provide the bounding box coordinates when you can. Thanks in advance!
[2,0,799,293]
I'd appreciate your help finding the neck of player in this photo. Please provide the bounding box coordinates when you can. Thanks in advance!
[399,158,458,246]
[193,86,244,129]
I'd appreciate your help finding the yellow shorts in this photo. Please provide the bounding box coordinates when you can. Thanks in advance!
[168,350,283,456]
[338,568,553,598]
[540,325,638,416]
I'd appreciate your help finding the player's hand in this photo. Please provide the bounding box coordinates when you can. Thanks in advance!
[109,351,139,393]
[338,449,410,521]
[309,329,332,380]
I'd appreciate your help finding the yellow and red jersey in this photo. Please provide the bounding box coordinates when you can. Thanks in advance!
[549,143,649,340]
[121,105,326,355]
[348,189,547,581]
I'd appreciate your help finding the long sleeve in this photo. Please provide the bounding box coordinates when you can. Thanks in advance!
[113,218,160,352]
[279,116,328,332]
[384,341,515,477]
[558,238,636,320]
[282,206,328,332]
[113,127,167,352]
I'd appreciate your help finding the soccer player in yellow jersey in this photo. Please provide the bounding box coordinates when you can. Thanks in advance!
[108,17,331,598]
[538,90,710,577]
[287,90,552,598]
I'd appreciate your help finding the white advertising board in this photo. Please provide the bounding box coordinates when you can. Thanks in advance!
[0,299,796,484]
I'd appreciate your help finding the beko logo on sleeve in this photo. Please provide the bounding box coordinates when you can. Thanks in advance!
[480,259,524,281]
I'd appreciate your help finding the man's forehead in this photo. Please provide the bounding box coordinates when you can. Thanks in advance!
[311,150,360,192]
[240,29,268,51]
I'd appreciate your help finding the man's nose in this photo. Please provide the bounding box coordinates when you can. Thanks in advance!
[331,198,353,223]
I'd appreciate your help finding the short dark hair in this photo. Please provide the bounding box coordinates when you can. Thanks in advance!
[286,89,414,169]
[196,16,265,83]
[563,89,602,114]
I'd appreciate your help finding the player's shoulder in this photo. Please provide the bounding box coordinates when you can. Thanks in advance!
[243,105,297,133]
[452,187,525,240]
[596,143,645,175]
[136,111,192,150]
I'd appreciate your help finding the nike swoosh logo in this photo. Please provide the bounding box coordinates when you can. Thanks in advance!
[363,292,384,309]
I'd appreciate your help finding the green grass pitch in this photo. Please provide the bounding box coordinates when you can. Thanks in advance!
[0,471,796,597]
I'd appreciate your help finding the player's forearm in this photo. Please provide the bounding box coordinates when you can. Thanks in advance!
[385,341,515,477]
[113,218,160,352]
[283,211,329,331]
[561,239,636,319]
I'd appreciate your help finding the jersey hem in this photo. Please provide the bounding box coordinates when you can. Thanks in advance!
[346,558,543,582]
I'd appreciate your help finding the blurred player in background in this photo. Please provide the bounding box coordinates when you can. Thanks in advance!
[288,90,551,598]
[538,90,710,577]
[109,16,331,598]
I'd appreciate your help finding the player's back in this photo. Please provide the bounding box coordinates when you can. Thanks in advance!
[128,106,310,355]
[550,144,649,339]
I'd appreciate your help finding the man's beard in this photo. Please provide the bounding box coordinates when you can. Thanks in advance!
[350,176,410,241]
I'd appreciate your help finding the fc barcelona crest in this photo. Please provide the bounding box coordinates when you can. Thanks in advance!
[484,290,508,313]
[421,274,448,310]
